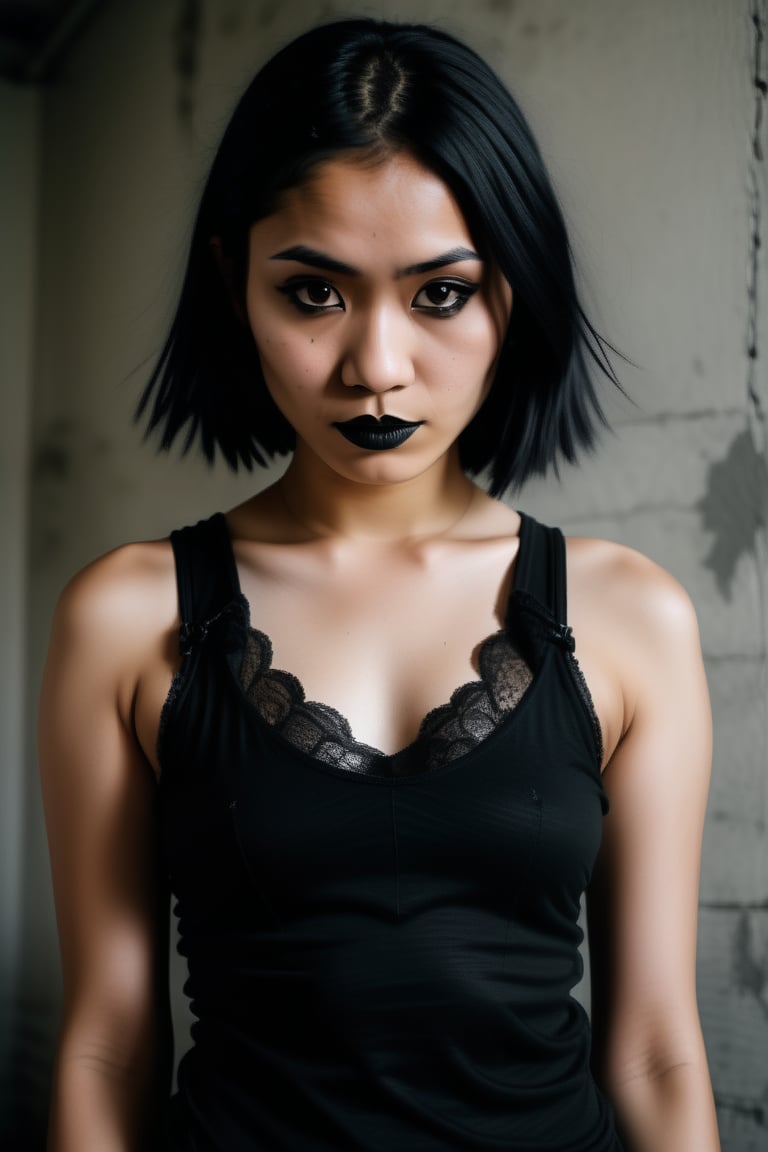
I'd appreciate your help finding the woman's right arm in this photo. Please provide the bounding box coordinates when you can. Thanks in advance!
[39,547,175,1151]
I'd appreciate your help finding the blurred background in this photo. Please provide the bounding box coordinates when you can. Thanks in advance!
[1,0,766,1147]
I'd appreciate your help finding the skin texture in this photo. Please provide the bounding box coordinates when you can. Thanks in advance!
[40,152,719,1150]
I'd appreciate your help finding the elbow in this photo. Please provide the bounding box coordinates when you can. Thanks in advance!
[600,1047,720,1151]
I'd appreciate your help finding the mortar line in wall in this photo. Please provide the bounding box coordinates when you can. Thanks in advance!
[702,651,767,663]
[700,900,768,910]
[610,407,745,428]
[713,1093,767,1128]
[559,500,714,524]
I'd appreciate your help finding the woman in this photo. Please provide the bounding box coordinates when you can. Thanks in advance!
[40,18,720,1151]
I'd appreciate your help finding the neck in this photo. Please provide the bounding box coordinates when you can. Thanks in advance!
[277,446,479,544]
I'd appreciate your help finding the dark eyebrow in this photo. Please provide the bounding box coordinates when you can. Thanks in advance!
[269,244,482,278]
[397,247,481,277]
[270,246,358,276]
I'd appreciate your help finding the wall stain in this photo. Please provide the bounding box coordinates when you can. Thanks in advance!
[174,0,201,127]
[733,911,768,1017]
[217,2,242,36]
[714,1089,767,1128]
[746,1,767,425]
[257,1,280,29]
[32,443,70,481]
[721,910,768,1130]
[697,426,767,600]
[31,421,74,481]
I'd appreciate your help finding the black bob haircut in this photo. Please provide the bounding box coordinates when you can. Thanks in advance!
[138,17,619,496]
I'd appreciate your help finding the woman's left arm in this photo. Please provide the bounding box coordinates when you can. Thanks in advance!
[586,552,720,1151]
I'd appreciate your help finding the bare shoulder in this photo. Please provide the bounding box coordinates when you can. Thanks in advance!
[566,534,699,644]
[564,536,705,753]
[49,537,179,682]
[57,537,175,620]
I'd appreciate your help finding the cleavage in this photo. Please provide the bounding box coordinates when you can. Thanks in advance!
[232,535,522,755]
[238,619,533,773]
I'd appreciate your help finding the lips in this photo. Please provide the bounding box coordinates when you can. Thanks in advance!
[332,415,424,451]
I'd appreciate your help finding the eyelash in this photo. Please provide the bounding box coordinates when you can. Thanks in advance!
[413,280,479,316]
[276,277,479,317]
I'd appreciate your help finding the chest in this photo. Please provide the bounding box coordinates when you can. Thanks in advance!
[235,542,518,756]
[161,626,606,929]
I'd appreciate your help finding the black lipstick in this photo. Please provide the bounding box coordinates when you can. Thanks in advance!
[333,415,424,451]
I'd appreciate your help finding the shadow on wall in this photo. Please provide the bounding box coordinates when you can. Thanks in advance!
[0,995,53,1149]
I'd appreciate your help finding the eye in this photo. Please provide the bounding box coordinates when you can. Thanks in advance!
[277,278,344,314]
[412,279,478,316]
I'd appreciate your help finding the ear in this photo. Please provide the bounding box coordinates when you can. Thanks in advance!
[209,235,248,325]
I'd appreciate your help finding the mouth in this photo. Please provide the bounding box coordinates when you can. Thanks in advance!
[332,415,424,451]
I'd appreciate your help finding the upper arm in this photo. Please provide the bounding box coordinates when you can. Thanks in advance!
[39,548,175,1093]
[585,552,712,1089]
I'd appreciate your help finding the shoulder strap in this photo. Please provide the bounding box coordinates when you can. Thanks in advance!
[169,513,241,646]
[513,512,568,623]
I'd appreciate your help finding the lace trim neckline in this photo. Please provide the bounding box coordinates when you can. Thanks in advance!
[237,615,534,777]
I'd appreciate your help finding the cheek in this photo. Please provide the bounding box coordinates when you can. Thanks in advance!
[440,312,503,386]
[246,294,315,389]
[457,315,503,412]
[250,326,331,398]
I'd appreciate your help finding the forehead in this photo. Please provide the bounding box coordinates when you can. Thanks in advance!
[250,151,475,259]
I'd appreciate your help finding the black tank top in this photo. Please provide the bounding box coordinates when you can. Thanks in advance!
[159,511,623,1151]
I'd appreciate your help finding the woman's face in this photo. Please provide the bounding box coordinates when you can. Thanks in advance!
[244,150,512,487]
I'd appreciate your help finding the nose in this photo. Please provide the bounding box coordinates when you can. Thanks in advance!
[340,301,415,393]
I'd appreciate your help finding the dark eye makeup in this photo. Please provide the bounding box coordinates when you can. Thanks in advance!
[276,278,345,314]
[275,276,479,317]
[412,280,479,315]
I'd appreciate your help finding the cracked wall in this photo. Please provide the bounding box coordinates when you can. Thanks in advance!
[2,0,765,1146]
[525,3,768,1144]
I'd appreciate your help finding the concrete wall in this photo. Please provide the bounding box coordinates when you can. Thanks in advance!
[0,76,39,1138]
[2,0,765,1147]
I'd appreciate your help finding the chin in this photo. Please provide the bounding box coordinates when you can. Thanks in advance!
[336,452,450,488]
